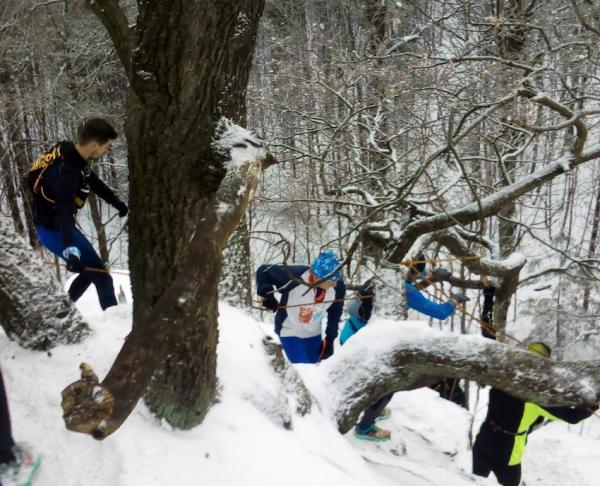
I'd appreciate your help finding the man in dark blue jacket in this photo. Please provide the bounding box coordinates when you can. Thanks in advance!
[29,118,128,310]
[256,251,346,363]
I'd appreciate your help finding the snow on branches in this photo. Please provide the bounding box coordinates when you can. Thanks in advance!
[320,320,600,434]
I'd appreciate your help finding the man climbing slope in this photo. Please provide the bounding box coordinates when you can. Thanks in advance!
[256,251,346,363]
[29,118,128,310]
[473,287,598,486]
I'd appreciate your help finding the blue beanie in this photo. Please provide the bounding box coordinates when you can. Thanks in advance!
[311,251,342,281]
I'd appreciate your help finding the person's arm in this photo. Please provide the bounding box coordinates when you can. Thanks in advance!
[325,280,346,340]
[405,282,455,320]
[86,169,127,214]
[536,403,598,424]
[54,169,81,249]
[255,264,296,298]
[480,286,497,340]
[413,276,435,291]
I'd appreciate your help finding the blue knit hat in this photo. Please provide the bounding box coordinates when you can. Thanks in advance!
[311,251,342,281]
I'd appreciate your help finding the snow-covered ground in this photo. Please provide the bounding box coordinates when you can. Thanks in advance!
[1,273,600,486]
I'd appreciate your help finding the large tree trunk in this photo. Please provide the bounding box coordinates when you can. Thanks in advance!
[323,321,600,433]
[0,216,90,350]
[126,0,265,428]
[60,0,268,436]
[61,123,275,438]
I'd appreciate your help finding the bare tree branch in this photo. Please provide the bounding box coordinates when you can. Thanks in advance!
[85,0,133,77]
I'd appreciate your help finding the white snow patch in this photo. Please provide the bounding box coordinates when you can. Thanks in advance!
[0,275,599,485]
[212,118,267,170]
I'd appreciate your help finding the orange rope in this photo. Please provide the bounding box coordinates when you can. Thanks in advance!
[401,255,482,267]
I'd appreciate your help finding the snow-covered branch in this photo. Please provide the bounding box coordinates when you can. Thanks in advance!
[212,119,277,244]
[322,321,600,433]
[388,142,600,263]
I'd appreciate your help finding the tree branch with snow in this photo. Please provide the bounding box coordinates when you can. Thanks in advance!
[321,322,600,434]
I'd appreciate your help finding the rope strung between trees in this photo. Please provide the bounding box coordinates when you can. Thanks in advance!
[420,284,527,347]
[253,293,374,310]
[400,255,483,266]
[43,261,130,275]
[403,256,526,346]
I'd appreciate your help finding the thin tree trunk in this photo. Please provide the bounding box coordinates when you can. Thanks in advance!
[583,176,600,311]
[87,193,110,265]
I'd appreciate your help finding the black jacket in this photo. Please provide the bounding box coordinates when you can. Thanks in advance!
[32,141,123,248]
[475,387,595,465]
[475,287,596,466]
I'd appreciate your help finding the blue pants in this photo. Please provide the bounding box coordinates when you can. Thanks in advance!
[280,335,323,364]
[37,226,117,310]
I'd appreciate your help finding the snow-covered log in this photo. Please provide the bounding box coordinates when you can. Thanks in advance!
[0,215,89,350]
[322,320,600,434]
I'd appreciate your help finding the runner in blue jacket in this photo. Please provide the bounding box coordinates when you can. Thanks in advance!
[405,257,468,319]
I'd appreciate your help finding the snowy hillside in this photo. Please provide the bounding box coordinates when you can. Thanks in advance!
[1,274,599,486]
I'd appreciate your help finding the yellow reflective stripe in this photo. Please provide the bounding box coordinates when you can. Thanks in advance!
[530,402,564,422]
[508,402,544,465]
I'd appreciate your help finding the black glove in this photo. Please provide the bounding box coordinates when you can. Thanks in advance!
[66,253,84,273]
[261,295,279,312]
[114,200,128,218]
[320,337,334,360]
[450,291,470,305]
[430,267,452,282]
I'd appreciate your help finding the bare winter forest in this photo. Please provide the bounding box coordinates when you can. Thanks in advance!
[2,0,600,443]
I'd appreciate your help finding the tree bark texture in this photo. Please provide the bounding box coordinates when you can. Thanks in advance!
[61,124,275,438]
[60,0,268,434]
[219,217,253,308]
[0,216,90,350]
[127,0,266,429]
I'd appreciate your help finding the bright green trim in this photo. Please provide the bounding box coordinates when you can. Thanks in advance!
[508,402,564,465]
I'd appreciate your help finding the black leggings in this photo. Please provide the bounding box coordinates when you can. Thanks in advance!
[473,441,521,486]
[357,393,394,430]
[0,369,15,454]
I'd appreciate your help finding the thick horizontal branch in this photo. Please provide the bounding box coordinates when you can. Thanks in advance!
[323,321,600,433]
[426,229,526,277]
